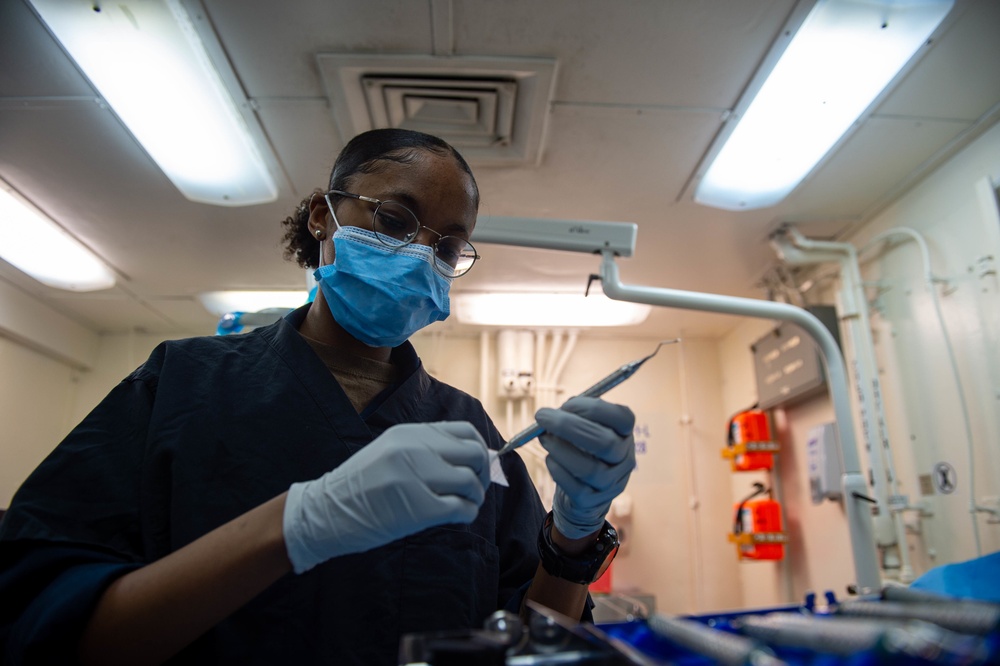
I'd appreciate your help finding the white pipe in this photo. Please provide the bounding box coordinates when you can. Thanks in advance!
[860,227,984,557]
[676,339,705,612]
[767,447,796,602]
[781,227,912,582]
[538,330,566,410]
[549,330,578,405]
[543,330,564,394]
[480,330,491,409]
[599,251,881,593]
[535,330,549,409]
[534,330,547,410]
[505,396,514,438]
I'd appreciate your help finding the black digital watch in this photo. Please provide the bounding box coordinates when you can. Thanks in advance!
[537,511,620,585]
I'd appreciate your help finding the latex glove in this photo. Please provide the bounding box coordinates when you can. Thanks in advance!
[283,421,490,574]
[535,396,636,540]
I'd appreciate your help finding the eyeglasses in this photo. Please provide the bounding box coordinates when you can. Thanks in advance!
[325,190,480,278]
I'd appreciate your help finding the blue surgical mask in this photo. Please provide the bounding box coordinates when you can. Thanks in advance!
[313,226,451,348]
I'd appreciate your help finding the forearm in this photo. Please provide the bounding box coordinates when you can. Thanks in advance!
[521,527,597,622]
[78,492,292,666]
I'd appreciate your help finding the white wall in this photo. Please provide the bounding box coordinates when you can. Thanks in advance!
[0,336,78,507]
[66,330,184,427]
[715,120,1000,608]
[847,121,1000,565]
[0,329,196,507]
[417,331,745,615]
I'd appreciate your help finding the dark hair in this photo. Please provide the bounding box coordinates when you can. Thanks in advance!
[281,129,479,269]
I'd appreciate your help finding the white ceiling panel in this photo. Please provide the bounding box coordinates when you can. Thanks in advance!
[255,98,343,199]
[475,104,723,220]
[43,292,214,335]
[452,0,798,108]
[1,0,998,340]
[789,117,975,218]
[202,1,438,98]
[875,0,1000,121]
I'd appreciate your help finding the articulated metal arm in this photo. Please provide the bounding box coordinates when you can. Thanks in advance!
[598,250,881,594]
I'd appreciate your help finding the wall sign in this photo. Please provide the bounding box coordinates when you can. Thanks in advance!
[634,423,650,454]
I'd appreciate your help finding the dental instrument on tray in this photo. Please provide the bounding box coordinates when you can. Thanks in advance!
[497,338,680,456]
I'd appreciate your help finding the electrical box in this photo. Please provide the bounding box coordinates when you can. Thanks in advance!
[806,422,842,504]
[751,305,840,410]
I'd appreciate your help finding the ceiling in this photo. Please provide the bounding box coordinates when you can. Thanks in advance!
[1,0,999,342]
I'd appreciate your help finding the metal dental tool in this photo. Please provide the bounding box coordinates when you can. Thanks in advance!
[497,338,680,456]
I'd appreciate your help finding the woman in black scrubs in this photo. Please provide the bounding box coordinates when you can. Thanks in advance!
[0,128,636,665]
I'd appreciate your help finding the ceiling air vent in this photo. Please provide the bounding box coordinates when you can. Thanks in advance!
[361,75,516,149]
[317,55,557,166]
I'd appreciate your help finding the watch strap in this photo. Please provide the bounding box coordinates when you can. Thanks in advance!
[537,511,619,585]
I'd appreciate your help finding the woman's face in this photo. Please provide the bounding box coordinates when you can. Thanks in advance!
[310,149,478,267]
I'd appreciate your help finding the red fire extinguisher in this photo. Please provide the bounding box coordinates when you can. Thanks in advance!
[730,482,786,561]
[725,406,776,471]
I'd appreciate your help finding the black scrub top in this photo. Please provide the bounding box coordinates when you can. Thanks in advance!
[0,305,546,665]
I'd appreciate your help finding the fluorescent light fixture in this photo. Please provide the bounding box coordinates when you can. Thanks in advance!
[30,0,279,206]
[199,290,309,316]
[0,181,116,291]
[455,292,651,327]
[694,0,954,211]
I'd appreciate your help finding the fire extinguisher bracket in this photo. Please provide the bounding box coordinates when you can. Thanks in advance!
[721,440,780,472]
[720,440,780,459]
[728,531,788,561]
[727,532,788,546]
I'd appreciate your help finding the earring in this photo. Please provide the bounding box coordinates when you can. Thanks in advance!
[314,229,323,239]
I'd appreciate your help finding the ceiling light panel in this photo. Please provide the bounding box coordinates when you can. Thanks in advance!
[455,292,651,328]
[694,0,955,211]
[0,181,116,291]
[198,290,310,316]
[29,0,280,207]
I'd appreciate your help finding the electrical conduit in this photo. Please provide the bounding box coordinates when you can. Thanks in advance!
[860,227,984,557]
[779,226,913,582]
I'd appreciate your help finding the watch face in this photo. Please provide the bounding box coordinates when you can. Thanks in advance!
[594,540,619,582]
[538,513,621,584]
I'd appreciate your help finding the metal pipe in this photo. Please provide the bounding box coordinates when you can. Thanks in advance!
[778,226,913,581]
[860,226,984,557]
[599,250,881,593]
[773,230,899,573]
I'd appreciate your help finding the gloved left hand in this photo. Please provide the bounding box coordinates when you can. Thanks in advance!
[535,396,636,540]
[283,421,490,574]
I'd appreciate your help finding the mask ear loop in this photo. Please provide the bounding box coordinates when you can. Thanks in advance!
[318,193,345,269]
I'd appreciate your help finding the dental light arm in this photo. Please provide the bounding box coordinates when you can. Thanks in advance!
[597,251,880,593]
[470,215,880,594]
[472,216,638,258]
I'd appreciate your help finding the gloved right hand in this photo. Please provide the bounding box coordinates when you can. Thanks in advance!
[536,396,636,540]
[283,421,491,574]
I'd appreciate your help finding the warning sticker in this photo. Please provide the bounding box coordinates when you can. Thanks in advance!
[933,462,957,495]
